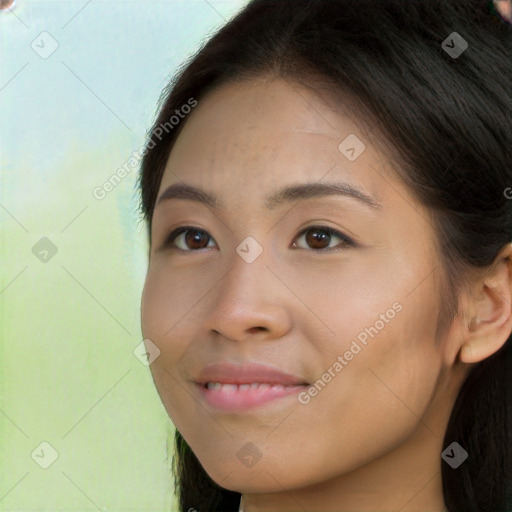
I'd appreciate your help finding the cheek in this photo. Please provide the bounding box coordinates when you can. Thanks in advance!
[283,318,442,481]
[141,261,192,339]
[140,262,204,378]
[140,266,189,378]
[319,276,442,412]
[140,270,168,340]
[140,268,195,431]
[293,270,443,458]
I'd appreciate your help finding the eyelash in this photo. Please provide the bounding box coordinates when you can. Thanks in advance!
[161,225,356,254]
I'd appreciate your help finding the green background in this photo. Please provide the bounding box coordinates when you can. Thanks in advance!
[0,1,248,510]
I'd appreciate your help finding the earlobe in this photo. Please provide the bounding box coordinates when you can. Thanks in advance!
[459,344,474,362]
[459,243,512,364]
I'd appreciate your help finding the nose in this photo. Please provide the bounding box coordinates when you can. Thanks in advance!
[201,249,292,342]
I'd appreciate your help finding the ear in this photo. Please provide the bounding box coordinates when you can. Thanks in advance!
[459,242,512,363]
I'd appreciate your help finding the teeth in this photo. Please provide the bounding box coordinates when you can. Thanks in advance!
[220,384,238,392]
[205,382,291,391]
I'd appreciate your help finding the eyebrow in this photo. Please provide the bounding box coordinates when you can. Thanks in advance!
[156,180,382,212]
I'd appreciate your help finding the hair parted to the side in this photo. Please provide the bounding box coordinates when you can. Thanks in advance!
[137,1,512,510]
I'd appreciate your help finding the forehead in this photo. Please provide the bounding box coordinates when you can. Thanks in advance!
[157,78,409,218]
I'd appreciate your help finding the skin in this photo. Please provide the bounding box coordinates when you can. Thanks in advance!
[140,77,512,512]
[496,0,512,21]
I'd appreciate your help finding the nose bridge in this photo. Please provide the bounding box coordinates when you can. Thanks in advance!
[202,238,291,339]
[217,237,271,305]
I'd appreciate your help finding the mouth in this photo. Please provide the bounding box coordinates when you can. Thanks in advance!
[196,381,308,410]
[201,382,305,390]
[194,361,309,411]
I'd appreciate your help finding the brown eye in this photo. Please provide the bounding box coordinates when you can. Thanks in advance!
[292,226,355,253]
[163,227,215,252]
[161,225,355,254]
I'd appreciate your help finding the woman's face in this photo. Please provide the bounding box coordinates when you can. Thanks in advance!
[141,77,466,504]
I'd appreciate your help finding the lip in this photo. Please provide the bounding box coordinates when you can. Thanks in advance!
[195,362,309,411]
[195,361,309,386]
[197,382,306,411]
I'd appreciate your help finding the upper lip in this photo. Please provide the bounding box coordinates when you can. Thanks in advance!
[196,362,309,386]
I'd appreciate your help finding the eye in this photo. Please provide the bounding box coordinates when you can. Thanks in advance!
[160,225,355,253]
[291,225,355,253]
[162,226,215,252]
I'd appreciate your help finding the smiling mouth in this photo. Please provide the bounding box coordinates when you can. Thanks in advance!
[197,381,308,411]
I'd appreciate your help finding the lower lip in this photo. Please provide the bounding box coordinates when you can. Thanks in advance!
[197,383,307,411]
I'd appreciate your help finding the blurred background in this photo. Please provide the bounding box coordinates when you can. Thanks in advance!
[0,1,248,510]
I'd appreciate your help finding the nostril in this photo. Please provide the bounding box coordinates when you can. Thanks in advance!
[248,326,267,334]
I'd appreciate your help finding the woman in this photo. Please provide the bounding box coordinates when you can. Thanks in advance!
[138,0,512,510]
